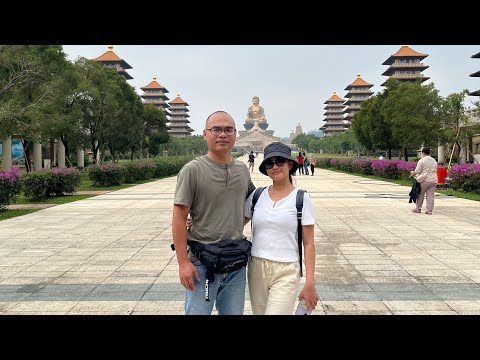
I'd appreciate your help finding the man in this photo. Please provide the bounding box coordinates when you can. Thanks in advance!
[248,150,255,173]
[172,111,256,315]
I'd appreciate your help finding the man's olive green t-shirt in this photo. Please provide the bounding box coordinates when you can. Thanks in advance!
[174,155,256,245]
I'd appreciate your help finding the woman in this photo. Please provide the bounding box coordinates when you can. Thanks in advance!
[410,147,438,215]
[244,142,318,315]
[309,153,317,176]
[302,152,309,175]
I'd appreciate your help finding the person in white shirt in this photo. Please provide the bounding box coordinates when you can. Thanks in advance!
[244,142,318,315]
[410,147,438,215]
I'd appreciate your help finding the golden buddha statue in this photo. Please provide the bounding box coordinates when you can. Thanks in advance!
[246,96,267,125]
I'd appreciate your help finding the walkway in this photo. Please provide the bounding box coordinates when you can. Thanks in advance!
[1,154,480,314]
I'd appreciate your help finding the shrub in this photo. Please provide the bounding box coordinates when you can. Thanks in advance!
[88,163,123,186]
[22,168,81,200]
[0,166,22,210]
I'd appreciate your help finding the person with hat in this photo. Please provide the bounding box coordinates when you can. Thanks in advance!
[243,142,318,315]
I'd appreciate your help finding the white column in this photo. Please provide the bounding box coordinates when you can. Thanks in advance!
[76,149,84,169]
[33,141,42,171]
[459,146,467,164]
[2,137,12,170]
[438,145,445,164]
[57,140,66,168]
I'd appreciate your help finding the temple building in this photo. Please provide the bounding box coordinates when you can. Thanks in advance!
[343,74,374,127]
[93,45,133,80]
[469,51,480,97]
[320,92,346,136]
[140,75,171,116]
[381,45,429,86]
[168,94,194,137]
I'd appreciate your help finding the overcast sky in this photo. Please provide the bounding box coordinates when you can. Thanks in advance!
[62,45,479,138]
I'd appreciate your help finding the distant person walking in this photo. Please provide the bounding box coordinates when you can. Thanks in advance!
[309,154,316,176]
[302,152,309,175]
[296,152,304,175]
[248,151,255,173]
[410,147,438,215]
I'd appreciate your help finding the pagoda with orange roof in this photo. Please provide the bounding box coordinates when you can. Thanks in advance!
[343,74,374,127]
[469,51,480,97]
[168,94,194,137]
[93,45,133,80]
[381,45,429,86]
[140,75,170,115]
[319,92,346,136]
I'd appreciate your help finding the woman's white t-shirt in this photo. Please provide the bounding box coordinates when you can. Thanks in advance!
[244,186,315,263]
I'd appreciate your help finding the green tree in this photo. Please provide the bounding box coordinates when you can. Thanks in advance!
[143,105,169,157]
[381,79,442,161]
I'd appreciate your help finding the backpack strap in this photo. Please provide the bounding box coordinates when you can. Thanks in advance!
[250,187,267,215]
[250,186,267,236]
[296,189,305,277]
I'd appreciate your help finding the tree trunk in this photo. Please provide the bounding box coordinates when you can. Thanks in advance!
[404,148,408,162]
[387,148,392,160]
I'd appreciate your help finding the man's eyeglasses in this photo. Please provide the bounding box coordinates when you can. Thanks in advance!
[264,158,287,169]
[205,126,236,136]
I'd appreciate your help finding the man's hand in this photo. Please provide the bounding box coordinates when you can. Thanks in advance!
[179,260,200,291]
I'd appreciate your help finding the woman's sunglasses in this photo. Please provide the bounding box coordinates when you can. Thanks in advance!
[264,158,287,169]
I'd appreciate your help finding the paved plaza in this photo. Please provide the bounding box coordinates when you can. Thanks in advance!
[1,154,480,315]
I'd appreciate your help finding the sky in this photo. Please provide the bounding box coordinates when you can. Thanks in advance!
[62,45,479,139]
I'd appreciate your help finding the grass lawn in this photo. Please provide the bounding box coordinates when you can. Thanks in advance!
[436,189,480,202]
[15,194,96,205]
[0,209,40,221]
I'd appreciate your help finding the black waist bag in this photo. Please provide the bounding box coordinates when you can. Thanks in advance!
[188,238,251,301]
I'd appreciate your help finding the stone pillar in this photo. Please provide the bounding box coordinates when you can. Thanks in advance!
[57,140,66,168]
[438,145,445,164]
[2,137,12,170]
[76,149,84,169]
[33,141,42,171]
[459,146,467,164]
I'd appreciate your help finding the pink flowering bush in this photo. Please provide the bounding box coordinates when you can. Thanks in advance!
[0,166,22,210]
[351,159,373,175]
[371,160,400,179]
[449,164,480,192]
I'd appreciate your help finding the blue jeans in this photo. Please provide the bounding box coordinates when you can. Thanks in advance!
[185,260,247,315]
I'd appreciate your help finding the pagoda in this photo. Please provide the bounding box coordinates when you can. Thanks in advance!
[343,74,374,127]
[469,51,480,97]
[93,45,133,80]
[140,75,170,116]
[320,92,346,136]
[168,94,194,137]
[381,45,429,86]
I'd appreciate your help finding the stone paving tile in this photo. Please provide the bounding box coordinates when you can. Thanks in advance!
[383,300,452,312]
[364,277,420,284]
[3,311,69,315]
[322,301,392,315]
[7,301,79,312]
[68,301,138,314]
[0,301,20,313]
[391,310,459,315]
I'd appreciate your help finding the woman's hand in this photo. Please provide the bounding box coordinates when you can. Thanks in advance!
[298,284,319,311]
[186,215,193,229]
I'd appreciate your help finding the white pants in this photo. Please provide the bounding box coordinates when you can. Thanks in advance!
[248,256,300,315]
